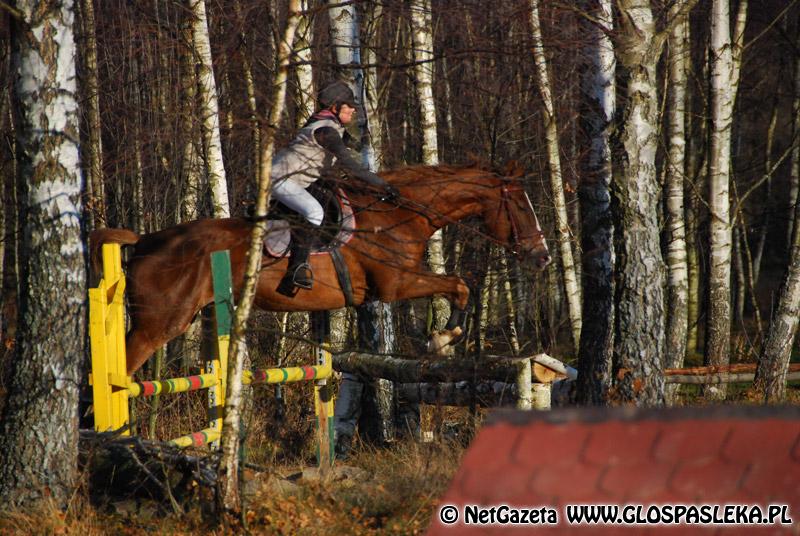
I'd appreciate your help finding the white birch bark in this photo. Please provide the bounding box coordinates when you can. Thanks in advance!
[612,0,697,405]
[295,0,315,125]
[754,188,800,401]
[704,0,747,400]
[529,0,582,354]
[0,0,84,507]
[788,27,800,252]
[218,1,301,512]
[410,0,449,333]
[664,9,690,401]
[189,0,230,218]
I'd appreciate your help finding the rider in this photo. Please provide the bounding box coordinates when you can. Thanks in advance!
[271,80,400,295]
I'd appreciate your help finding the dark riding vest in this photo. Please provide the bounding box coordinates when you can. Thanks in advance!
[271,112,345,188]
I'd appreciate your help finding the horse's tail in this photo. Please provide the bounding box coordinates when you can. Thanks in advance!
[89,228,140,277]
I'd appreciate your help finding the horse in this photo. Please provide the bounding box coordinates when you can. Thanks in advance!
[90,163,551,375]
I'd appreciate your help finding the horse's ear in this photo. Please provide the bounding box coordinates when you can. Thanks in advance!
[465,152,491,170]
[504,160,525,179]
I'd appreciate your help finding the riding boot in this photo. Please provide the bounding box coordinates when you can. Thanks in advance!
[277,225,315,296]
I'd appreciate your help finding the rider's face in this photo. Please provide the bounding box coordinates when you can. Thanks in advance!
[337,104,356,125]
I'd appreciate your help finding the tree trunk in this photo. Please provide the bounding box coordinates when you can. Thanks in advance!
[664,9,690,402]
[685,42,708,356]
[76,0,105,229]
[328,0,404,443]
[410,0,449,334]
[295,0,315,125]
[180,20,202,222]
[576,0,615,406]
[753,190,800,401]
[217,1,301,513]
[0,0,85,507]
[788,18,800,252]
[752,95,778,285]
[612,0,676,405]
[529,0,582,354]
[188,0,230,218]
[704,0,747,400]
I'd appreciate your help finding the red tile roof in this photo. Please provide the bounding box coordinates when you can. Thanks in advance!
[429,406,800,535]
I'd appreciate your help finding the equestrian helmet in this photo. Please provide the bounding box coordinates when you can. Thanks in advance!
[318,81,356,109]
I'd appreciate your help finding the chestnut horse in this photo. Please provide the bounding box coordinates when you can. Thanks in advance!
[90,164,551,374]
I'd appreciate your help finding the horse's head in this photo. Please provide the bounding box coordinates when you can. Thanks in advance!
[482,167,551,270]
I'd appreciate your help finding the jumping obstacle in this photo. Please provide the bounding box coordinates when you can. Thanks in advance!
[332,352,576,410]
[89,244,333,464]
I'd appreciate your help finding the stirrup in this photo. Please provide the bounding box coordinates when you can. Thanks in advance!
[290,263,313,290]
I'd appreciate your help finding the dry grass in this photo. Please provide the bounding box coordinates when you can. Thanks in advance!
[0,437,465,536]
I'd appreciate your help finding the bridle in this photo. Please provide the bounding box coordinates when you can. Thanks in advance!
[500,184,546,256]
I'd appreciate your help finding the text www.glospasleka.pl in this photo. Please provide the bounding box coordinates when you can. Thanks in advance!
[437,503,793,526]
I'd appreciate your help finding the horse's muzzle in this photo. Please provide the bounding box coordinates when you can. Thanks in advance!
[533,251,552,270]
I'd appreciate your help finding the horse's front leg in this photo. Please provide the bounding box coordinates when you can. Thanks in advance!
[376,270,470,355]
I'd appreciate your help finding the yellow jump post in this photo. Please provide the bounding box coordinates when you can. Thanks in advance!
[89,246,229,447]
[89,247,333,464]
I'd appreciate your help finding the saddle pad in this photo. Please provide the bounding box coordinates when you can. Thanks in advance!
[264,189,355,258]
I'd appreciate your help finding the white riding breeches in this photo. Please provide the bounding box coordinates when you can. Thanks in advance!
[271,179,324,227]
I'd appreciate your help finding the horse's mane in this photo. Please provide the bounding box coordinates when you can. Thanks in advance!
[380,161,524,186]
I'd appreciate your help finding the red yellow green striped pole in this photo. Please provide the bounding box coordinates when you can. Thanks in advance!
[127,373,219,398]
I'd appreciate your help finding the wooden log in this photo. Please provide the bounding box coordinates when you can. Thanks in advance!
[332,352,530,384]
[664,363,800,376]
[667,371,800,384]
[395,381,519,407]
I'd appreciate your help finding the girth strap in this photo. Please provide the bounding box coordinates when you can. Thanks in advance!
[329,248,355,307]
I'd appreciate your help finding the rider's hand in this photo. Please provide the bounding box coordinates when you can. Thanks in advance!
[381,185,401,202]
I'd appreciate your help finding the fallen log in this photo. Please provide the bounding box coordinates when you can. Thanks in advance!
[332,352,531,384]
[395,381,519,407]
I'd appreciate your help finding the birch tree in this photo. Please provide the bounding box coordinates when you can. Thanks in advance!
[612,0,696,405]
[664,6,690,401]
[529,0,582,354]
[410,0,449,333]
[576,0,615,405]
[218,0,301,512]
[788,21,800,251]
[328,0,402,445]
[188,0,229,218]
[0,0,85,506]
[295,0,315,124]
[753,194,800,402]
[704,0,747,400]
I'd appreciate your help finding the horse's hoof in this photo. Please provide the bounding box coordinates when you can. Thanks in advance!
[426,327,463,355]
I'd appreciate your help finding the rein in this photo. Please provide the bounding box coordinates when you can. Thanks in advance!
[352,182,546,254]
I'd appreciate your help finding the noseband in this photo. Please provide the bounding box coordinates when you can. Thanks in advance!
[500,184,546,255]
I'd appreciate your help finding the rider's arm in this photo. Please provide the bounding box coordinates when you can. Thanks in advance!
[314,126,388,188]
[342,130,363,152]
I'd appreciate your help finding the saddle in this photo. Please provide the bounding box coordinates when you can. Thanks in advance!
[264,184,355,259]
